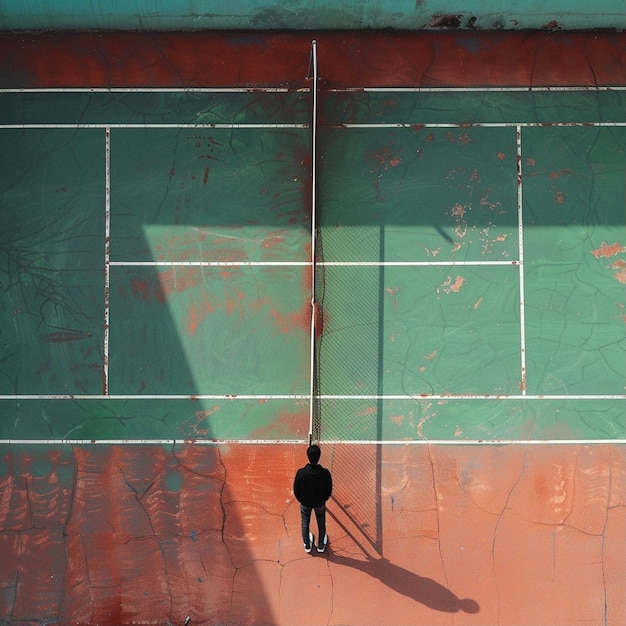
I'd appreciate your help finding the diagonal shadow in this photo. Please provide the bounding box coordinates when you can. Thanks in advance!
[327,507,480,615]
[0,83,314,623]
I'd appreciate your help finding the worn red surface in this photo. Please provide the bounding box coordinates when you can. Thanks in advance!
[1,443,625,625]
[2,30,626,89]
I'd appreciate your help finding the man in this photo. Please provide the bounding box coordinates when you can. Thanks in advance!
[293,444,333,553]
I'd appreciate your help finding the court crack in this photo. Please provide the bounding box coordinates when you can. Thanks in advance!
[120,467,176,623]
[491,447,528,626]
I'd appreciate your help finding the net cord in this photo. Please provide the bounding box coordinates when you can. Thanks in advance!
[308,40,318,445]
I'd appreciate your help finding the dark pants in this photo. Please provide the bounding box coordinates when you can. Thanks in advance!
[300,503,326,544]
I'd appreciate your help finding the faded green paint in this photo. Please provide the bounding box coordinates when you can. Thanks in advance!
[1,91,310,127]
[0,0,625,31]
[0,398,309,440]
[317,89,626,442]
[0,90,312,442]
[1,89,625,443]
[0,128,105,395]
[325,90,626,126]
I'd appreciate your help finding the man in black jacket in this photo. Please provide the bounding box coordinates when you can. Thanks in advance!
[293,444,333,553]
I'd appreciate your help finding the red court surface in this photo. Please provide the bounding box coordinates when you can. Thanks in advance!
[0,30,625,625]
[0,443,624,625]
[3,31,626,89]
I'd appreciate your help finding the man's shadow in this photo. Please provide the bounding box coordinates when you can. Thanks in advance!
[326,508,480,615]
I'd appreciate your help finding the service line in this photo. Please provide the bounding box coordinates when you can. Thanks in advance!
[103,127,111,395]
[108,260,518,267]
[517,125,527,395]
[1,123,309,129]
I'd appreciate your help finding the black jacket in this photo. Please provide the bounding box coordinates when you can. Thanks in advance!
[293,463,332,508]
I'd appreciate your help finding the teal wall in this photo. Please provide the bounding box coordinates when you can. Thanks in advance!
[0,0,624,30]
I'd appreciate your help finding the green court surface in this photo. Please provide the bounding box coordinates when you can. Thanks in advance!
[1,89,624,442]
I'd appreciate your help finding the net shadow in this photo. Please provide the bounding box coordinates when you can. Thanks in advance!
[327,442,382,553]
[313,221,385,552]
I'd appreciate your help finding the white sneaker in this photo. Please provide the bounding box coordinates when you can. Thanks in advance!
[304,532,314,553]
[317,534,328,553]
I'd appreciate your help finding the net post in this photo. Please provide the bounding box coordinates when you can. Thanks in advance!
[308,39,318,445]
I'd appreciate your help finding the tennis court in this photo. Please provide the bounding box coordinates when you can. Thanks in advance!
[0,31,625,625]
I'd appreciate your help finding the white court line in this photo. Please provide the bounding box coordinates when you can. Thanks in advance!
[323,438,626,445]
[1,394,623,401]
[0,123,309,129]
[103,128,111,395]
[336,122,626,129]
[517,125,527,396]
[4,86,622,94]
[0,438,624,446]
[109,261,312,267]
[6,86,621,95]
[6,123,624,132]
[0,439,307,445]
[321,394,626,400]
[330,86,626,93]
[109,260,519,267]
[318,394,626,400]
[308,39,319,444]
[0,87,308,93]
[321,260,518,267]
[5,123,626,131]
[0,394,310,400]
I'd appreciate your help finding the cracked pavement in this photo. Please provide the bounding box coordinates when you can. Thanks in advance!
[1,443,625,625]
